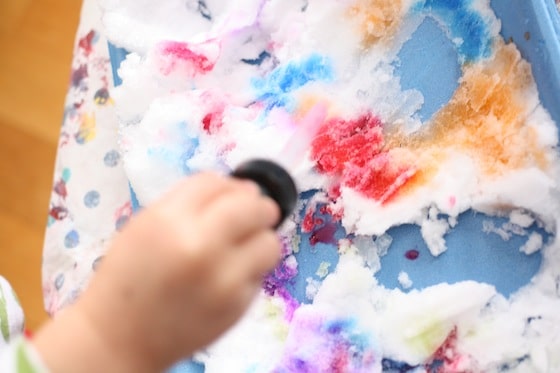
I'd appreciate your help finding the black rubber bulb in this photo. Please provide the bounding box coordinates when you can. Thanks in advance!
[231,159,298,229]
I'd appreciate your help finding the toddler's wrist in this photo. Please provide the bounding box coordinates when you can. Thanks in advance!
[32,301,159,373]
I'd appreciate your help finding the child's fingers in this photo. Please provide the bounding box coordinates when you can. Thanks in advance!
[200,190,280,246]
[211,230,279,313]
[235,230,282,281]
[162,172,243,212]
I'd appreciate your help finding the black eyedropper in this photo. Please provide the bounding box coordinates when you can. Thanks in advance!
[231,159,298,229]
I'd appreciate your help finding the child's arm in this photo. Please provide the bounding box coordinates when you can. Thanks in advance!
[31,172,281,372]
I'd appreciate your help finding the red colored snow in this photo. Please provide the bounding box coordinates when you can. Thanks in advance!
[159,41,216,75]
[311,113,415,203]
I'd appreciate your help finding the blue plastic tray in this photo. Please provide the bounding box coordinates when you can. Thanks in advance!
[108,1,560,371]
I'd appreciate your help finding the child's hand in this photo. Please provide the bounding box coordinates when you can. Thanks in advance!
[34,172,281,372]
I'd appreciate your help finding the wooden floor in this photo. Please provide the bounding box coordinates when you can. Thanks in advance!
[0,0,82,331]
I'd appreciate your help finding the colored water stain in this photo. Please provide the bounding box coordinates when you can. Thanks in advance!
[78,30,98,56]
[414,0,492,62]
[158,41,215,75]
[53,179,67,199]
[202,113,212,132]
[312,113,384,174]
[84,190,100,208]
[253,54,333,111]
[263,256,299,297]
[292,358,308,371]
[263,301,290,340]
[311,113,416,203]
[380,41,547,197]
[148,145,188,172]
[302,208,316,232]
[405,249,420,260]
[275,315,379,372]
[327,184,342,200]
[146,122,201,174]
[180,140,201,174]
[448,196,456,208]
[326,319,352,335]
[330,343,351,372]
[410,42,546,176]
[201,111,223,134]
[348,0,403,46]
[406,319,449,361]
[94,88,111,105]
[241,50,271,66]
[75,113,96,144]
[278,287,299,322]
[347,154,416,203]
[104,150,120,167]
[430,327,458,363]
[71,65,88,88]
[64,230,80,249]
[425,327,474,372]
[49,206,68,221]
[309,222,338,246]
